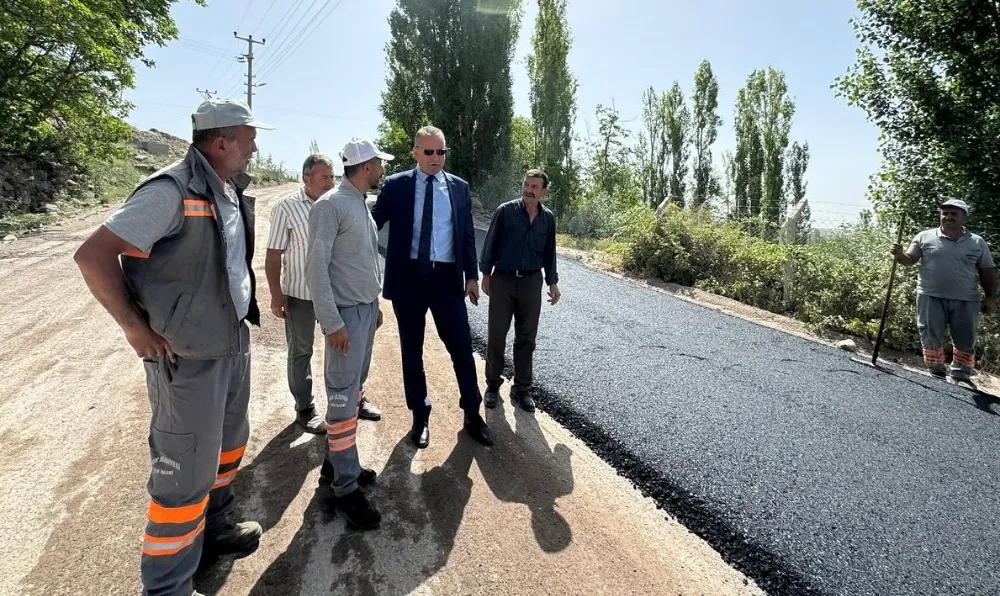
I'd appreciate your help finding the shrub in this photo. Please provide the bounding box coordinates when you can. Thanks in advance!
[622,207,1000,372]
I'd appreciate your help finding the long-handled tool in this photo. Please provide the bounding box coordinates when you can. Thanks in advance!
[852,214,906,370]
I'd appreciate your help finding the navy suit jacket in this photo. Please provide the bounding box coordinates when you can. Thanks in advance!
[373,168,479,301]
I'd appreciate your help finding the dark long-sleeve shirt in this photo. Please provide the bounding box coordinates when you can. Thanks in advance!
[479,198,558,286]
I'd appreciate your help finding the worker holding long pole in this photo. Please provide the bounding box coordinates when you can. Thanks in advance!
[890,198,997,381]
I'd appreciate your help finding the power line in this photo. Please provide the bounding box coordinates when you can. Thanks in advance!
[251,0,281,33]
[257,0,345,80]
[253,0,325,74]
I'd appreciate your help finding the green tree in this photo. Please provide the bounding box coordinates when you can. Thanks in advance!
[378,0,523,186]
[636,87,667,208]
[732,68,794,229]
[758,68,794,226]
[526,0,577,216]
[662,81,691,207]
[835,0,1000,232]
[785,140,811,242]
[691,59,721,209]
[733,81,763,219]
[510,115,535,171]
[0,0,196,160]
[587,103,636,205]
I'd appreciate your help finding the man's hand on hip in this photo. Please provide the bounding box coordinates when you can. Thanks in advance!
[270,292,287,319]
[466,280,480,306]
[326,326,350,354]
[125,323,176,362]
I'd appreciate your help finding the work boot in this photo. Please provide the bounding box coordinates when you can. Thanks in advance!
[332,488,381,530]
[484,387,500,409]
[296,406,327,434]
[203,521,262,556]
[319,459,377,488]
[358,397,382,421]
[511,389,536,413]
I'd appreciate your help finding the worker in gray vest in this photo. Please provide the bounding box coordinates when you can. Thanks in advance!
[306,138,393,530]
[891,198,997,380]
[74,99,271,596]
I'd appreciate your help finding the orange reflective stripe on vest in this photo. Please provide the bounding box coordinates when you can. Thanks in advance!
[183,198,216,219]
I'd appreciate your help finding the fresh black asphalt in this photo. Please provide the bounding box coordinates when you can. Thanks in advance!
[378,222,1000,595]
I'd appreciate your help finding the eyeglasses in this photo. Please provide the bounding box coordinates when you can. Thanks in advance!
[417,148,448,156]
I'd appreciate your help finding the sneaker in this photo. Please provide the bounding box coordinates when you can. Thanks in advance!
[296,407,327,434]
[332,488,381,530]
[203,521,262,556]
[484,388,500,409]
[358,397,382,421]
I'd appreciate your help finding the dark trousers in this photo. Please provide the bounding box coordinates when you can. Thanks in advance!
[284,296,316,412]
[392,262,482,419]
[485,270,543,393]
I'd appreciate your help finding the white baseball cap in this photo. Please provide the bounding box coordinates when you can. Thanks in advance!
[940,198,970,213]
[341,138,394,167]
[191,99,274,131]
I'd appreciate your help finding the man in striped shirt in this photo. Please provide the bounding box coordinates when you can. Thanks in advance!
[265,154,383,433]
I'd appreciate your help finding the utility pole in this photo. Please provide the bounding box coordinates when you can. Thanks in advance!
[233,32,265,109]
[196,88,217,100]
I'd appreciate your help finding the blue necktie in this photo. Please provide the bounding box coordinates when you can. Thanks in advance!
[418,174,435,268]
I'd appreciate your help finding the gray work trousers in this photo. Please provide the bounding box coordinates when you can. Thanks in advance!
[324,300,378,497]
[140,323,251,596]
[485,270,543,393]
[284,295,317,412]
[916,294,980,379]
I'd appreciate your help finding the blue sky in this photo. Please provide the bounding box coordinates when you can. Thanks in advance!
[126,0,878,225]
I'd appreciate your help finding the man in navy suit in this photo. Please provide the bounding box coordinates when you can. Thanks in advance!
[372,125,494,449]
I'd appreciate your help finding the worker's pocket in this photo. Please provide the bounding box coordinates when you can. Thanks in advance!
[324,370,359,420]
[148,427,198,502]
[163,292,193,339]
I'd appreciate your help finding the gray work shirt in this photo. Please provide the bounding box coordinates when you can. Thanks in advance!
[104,149,251,319]
[906,228,995,301]
[305,178,383,334]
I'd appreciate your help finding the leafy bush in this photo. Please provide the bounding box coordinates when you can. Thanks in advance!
[623,207,1000,372]
[250,154,296,186]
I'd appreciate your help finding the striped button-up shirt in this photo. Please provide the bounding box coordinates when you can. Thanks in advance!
[266,188,316,300]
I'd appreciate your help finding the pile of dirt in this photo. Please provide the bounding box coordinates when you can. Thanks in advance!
[131,126,189,156]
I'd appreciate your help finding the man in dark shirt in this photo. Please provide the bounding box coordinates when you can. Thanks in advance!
[479,169,561,412]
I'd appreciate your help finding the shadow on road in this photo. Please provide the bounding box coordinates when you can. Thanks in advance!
[242,408,577,594]
[478,401,574,553]
[194,422,321,594]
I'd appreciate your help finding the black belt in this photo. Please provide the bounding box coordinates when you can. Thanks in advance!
[498,269,540,278]
[410,259,456,269]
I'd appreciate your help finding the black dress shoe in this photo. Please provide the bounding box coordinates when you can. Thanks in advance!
[463,413,494,446]
[484,388,500,409]
[410,421,430,449]
[512,389,536,413]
